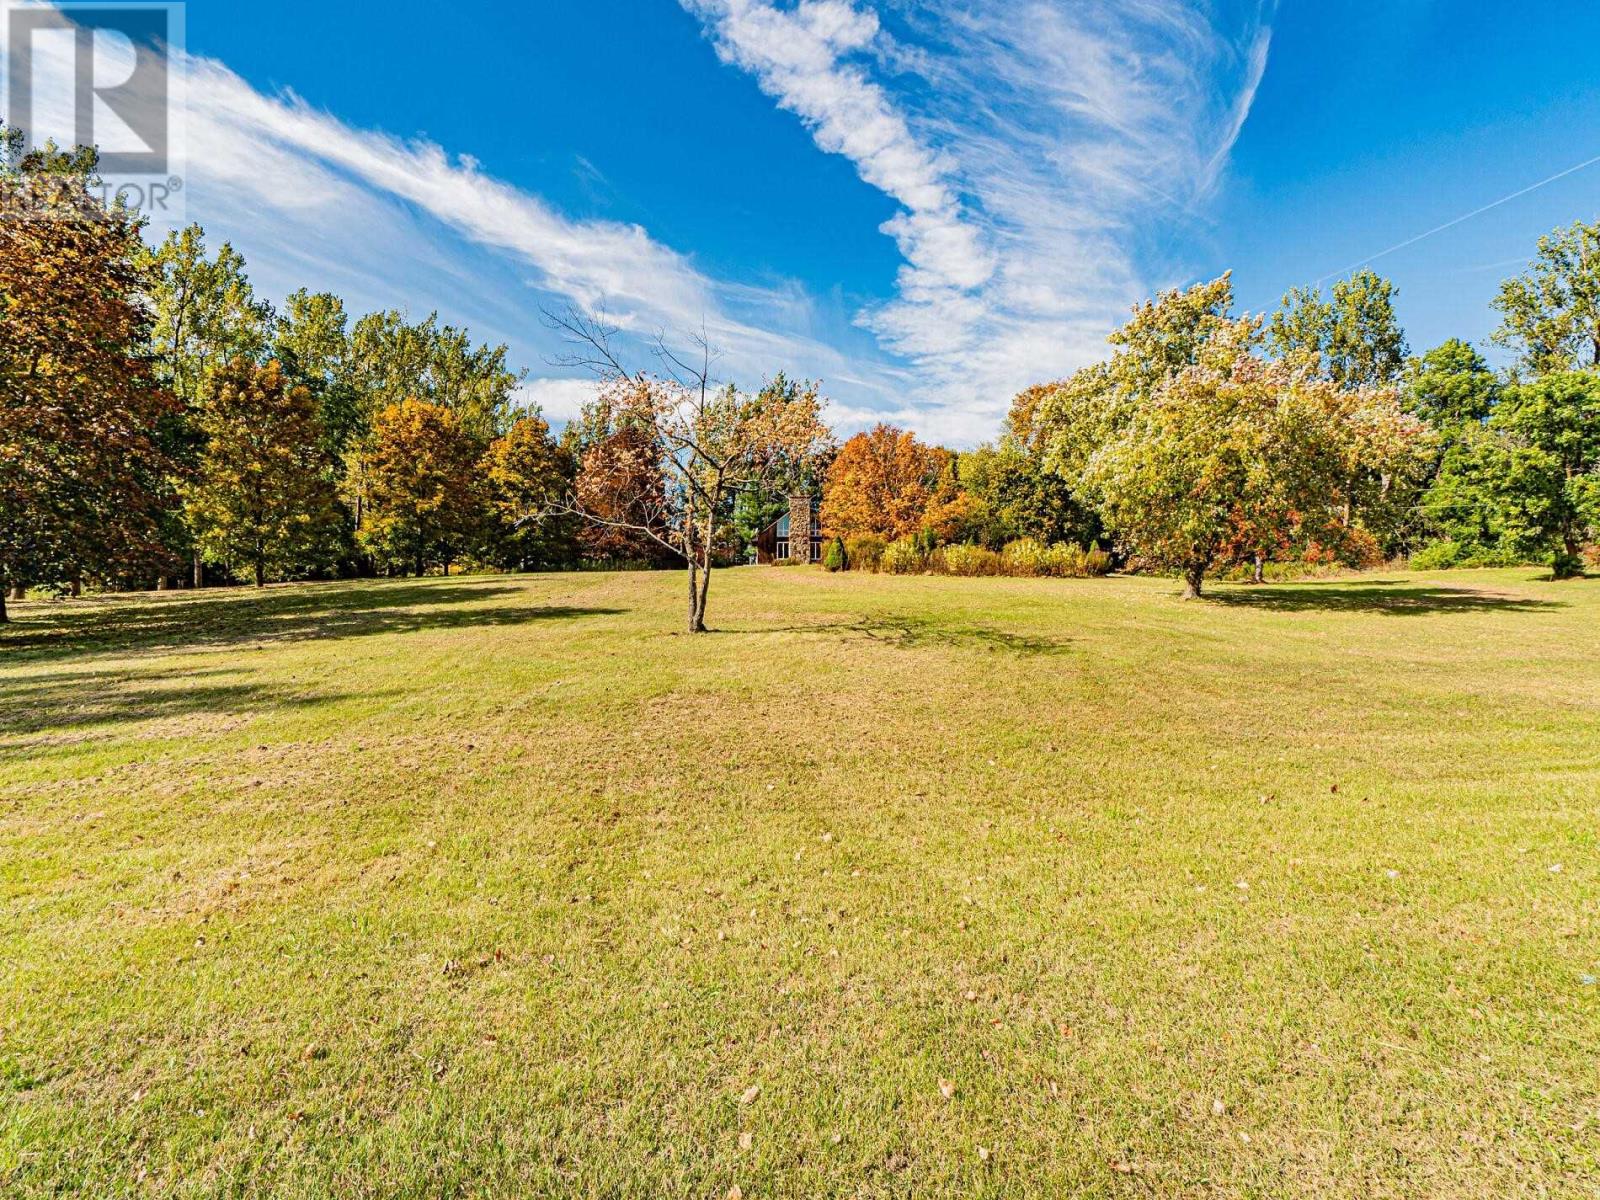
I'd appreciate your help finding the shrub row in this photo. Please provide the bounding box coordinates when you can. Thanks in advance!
[1408,539,1529,571]
[831,535,1112,578]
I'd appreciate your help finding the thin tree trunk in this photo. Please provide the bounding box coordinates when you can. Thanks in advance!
[686,558,699,634]
[69,576,81,598]
[1252,553,1265,584]
[693,501,716,632]
[0,576,8,624]
[684,505,701,633]
[9,583,24,602]
[254,557,265,588]
[1181,563,1206,600]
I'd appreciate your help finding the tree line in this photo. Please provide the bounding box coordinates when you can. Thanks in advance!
[814,248,1600,597]
[3,129,1597,629]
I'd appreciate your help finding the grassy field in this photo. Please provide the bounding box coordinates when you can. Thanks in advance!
[2,566,1597,1197]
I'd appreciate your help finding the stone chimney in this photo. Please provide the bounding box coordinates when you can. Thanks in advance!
[787,494,813,563]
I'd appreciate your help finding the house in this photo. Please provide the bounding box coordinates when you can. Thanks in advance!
[753,494,823,564]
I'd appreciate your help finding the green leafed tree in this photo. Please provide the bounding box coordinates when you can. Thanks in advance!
[142,223,275,584]
[1489,372,1600,576]
[956,439,1099,549]
[1082,352,1285,599]
[347,311,522,445]
[1493,219,1600,375]
[143,225,273,407]
[1402,339,1500,431]
[1268,269,1408,389]
[1425,371,1600,576]
[183,359,340,587]
[274,289,362,463]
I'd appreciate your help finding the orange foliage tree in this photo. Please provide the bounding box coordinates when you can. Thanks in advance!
[820,424,948,541]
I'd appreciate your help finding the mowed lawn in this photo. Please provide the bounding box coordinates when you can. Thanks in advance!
[2,567,1597,1198]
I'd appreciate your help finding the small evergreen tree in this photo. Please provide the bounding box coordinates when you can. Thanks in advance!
[823,536,847,572]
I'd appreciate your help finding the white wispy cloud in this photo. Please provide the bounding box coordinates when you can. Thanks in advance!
[8,15,907,424]
[179,54,893,394]
[681,0,1276,441]
[11,2,1272,445]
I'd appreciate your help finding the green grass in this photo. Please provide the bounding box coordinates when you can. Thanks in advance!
[2,566,1597,1197]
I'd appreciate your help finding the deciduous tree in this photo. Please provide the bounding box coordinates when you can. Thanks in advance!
[1487,372,1599,576]
[183,359,339,586]
[143,223,274,584]
[347,311,521,444]
[1493,220,1600,374]
[353,399,485,576]
[0,135,175,618]
[1268,269,1407,388]
[274,289,361,462]
[541,308,833,632]
[1402,339,1499,431]
[484,412,577,570]
[820,424,944,541]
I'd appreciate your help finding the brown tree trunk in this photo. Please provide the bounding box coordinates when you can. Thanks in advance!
[1556,530,1584,579]
[192,551,203,589]
[693,508,716,632]
[0,578,8,624]
[694,570,711,632]
[9,583,24,602]
[1252,553,1265,584]
[254,558,265,588]
[156,577,169,591]
[1181,563,1206,600]
[69,576,81,598]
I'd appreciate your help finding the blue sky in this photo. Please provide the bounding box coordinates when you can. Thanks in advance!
[99,1,1600,440]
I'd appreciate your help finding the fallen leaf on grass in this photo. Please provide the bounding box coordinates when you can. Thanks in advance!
[739,1131,753,1150]
[740,1085,760,1105]
[938,1078,956,1099]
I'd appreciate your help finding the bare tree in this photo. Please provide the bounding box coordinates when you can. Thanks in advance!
[535,307,833,633]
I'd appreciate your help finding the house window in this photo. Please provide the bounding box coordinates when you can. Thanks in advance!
[776,540,790,560]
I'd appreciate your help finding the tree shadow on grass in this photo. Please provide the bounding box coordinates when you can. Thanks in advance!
[0,578,624,662]
[1207,579,1565,615]
[721,613,1070,656]
[0,663,386,759]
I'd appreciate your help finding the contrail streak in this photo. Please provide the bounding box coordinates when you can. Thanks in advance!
[1316,151,1600,285]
